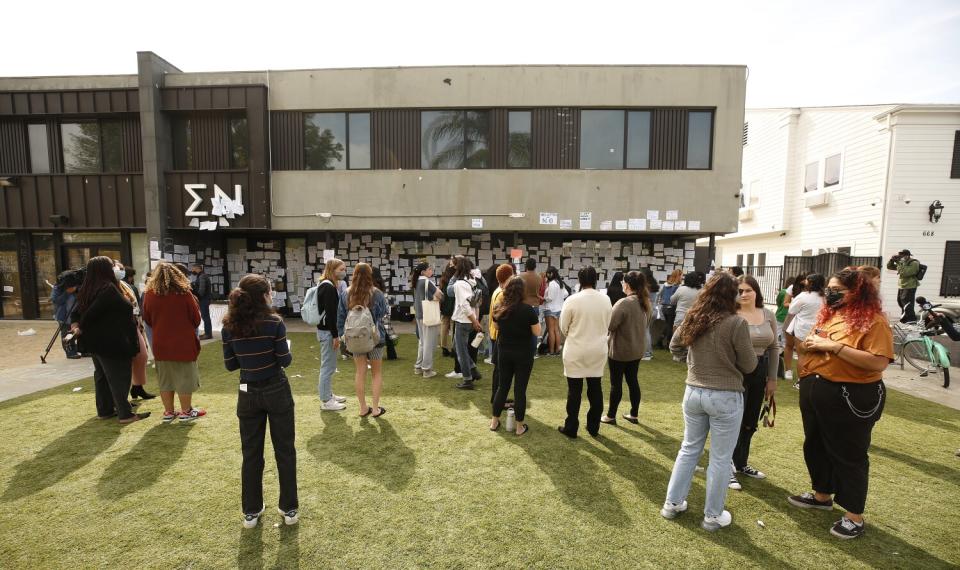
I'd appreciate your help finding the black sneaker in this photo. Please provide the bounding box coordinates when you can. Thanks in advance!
[787,492,834,510]
[455,380,475,390]
[830,517,864,539]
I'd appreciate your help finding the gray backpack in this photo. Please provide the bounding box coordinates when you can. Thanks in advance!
[343,302,380,355]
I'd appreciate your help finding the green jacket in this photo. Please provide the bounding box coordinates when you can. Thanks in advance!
[887,257,920,289]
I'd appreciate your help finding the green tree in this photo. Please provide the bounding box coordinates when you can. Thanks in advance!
[304,125,344,170]
[422,111,489,169]
[62,123,101,173]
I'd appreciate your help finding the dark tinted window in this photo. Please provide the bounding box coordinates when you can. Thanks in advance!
[100,120,123,172]
[28,124,50,173]
[580,110,624,169]
[172,117,193,170]
[61,122,100,173]
[686,111,713,169]
[508,111,532,168]
[421,110,489,169]
[626,111,651,169]
[824,153,841,187]
[304,113,346,170]
[230,116,249,169]
[348,113,371,169]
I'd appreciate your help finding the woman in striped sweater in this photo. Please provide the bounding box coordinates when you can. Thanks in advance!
[222,274,298,529]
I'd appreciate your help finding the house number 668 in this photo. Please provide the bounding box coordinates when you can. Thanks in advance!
[923,231,935,236]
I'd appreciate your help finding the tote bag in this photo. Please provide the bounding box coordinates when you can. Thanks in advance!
[421,299,441,326]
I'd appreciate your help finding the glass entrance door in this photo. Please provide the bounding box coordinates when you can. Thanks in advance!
[63,246,123,272]
[0,233,22,319]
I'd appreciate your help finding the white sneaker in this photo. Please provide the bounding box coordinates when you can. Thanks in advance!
[729,473,742,490]
[332,394,347,403]
[243,505,264,529]
[414,368,423,375]
[785,370,794,381]
[445,371,463,378]
[641,355,653,361]
[422,370,438,378]
[277,507,299,526]
[483,358,493,365]
[321,399,346,411]
[702,510,732,531]
[660,500,688,519]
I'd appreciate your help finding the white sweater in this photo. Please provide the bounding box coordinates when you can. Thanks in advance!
[560,288,613,378]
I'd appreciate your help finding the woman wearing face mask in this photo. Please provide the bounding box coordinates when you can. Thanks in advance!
[113,260,155,401]
[315,258,349,411]
[788,268,894,540]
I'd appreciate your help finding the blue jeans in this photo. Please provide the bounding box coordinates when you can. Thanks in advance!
[316,330,336,402]
[454,321,476,378]
[199,297,212,336]
[666,386,744,517]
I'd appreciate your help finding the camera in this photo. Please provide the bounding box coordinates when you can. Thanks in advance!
[56,268,86,290]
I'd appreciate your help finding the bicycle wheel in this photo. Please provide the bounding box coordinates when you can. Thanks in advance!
[902,339,936,373]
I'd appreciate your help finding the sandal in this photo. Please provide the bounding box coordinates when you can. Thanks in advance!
[371,407,387,418]
[489,419,501,431]
[516,423,529,436]
[360,407,373,418]
[622,414,639,424]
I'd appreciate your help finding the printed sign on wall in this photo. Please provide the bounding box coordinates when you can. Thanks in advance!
[185,184,244,231]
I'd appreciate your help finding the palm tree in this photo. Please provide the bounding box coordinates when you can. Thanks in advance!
[421,111,489,169]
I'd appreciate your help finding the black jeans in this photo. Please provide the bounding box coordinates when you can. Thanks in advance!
[59,322,78,357]
[897,287,917,323]
[733,355,767,470]
[199,297,212,336]
[92,354,134,420]
[237,373,298,514]
[659,306,676,348]
[563,377,603,436]
[799,374,885,515]
[489,339,499,404]
[607,358,641,417]
[492,345,535,422]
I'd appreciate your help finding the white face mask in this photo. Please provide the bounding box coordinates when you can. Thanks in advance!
[114,268,126,281]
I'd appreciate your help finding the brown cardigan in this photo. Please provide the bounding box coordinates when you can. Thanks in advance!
[670,314,758,392]
[608,295,649,361]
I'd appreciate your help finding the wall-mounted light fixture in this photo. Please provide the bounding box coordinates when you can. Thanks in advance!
[929,200,944,223]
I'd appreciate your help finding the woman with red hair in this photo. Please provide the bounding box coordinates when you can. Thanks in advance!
[788,267,894,540]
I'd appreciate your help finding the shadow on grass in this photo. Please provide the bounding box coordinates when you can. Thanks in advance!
[496,416,630,525]
[277,523,300,570]
[871,445,960,486]
[96,423,193,500]
[237,522,264,570]
[2,418,120,502]
[307,412,415,492]
[750,477,956,569]
[880,388,960,434]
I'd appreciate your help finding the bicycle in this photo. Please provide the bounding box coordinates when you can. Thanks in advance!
[893,321,951,388]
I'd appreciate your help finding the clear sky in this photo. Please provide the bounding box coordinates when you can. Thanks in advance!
[3,0,958,108]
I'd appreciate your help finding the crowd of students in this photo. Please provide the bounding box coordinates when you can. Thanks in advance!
[65,252,894,538]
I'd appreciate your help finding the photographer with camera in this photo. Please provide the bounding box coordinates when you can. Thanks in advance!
[886,249,921,323]
[52,269,84,359]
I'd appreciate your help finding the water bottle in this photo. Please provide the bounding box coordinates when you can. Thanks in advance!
[505,408,516,431]
[471,332,485,349]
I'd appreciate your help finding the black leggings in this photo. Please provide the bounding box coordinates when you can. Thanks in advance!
[492,346,534,421]
[563,377,603,436]
[607,358,641,417]
[733,355,767,470]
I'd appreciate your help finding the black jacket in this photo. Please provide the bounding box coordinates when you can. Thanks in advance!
[316,280,340,336]
[192,272,212,301]
[70,285,141,359]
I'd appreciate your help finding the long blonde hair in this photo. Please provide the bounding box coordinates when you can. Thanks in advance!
[321,258,344,288]
[146,262,193,296]
[347,263,377,308]
[667,269,683,286]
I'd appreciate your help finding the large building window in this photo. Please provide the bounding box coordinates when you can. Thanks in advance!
[61,122,101,173]
[100,120,124,173]
[508,111,532,168]
[824,153,841,187]
[304,112,369,170]
[421,110,489,169]
[580,110,624,169]
[804,161,819,192]
[626,111,651,169]
[686,111,713,169]
[348,113,371,170]
[27,124,50,173]
[230,117,249,169]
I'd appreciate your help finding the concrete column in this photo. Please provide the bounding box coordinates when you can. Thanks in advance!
[137,51,181,255]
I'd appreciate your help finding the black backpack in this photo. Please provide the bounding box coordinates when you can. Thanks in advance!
[917,262,928,281]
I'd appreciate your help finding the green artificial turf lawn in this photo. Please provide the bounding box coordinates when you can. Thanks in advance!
[0,333,958,569]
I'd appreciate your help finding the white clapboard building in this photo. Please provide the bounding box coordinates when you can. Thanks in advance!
[711,104,960,318]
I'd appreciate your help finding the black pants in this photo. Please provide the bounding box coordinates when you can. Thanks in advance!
[492,345,534,422]
[199,297,212,336]
[489,339,499,404]
[92,354,134,420]
[799,374,885,515]
[563,377,603,436]
[386,336,398,360]
[733,355,767,470]
[897,288,917,323]
[453,329,479,376]
[237,373,298,514]
[59,322,78,357]
[607,358,641,417]
[658,306,676,348]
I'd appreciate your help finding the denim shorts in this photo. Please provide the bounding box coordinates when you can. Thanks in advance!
[543,309,561,318]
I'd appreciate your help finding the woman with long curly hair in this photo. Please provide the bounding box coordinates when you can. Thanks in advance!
[788,268,894,540]
[221,274,297,529]
[662,273,757,531]
[489,277,541,435]
[69,256,150,424]
[142,262,204,423]
[337,263,390,417]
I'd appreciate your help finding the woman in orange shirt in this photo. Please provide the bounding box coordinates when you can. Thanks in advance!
[787,267,894,540]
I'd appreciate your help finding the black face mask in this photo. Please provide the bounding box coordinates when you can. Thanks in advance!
[825,290,845,308]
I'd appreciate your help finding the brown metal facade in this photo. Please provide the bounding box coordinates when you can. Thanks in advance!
[270,111,304,170]
[531,107,580,169]
[650,109,688,170]
[487,109,509,168]
[0,174,145,229]
[0,119,28,172]
[0,89,139,116]
[371,109,421,169]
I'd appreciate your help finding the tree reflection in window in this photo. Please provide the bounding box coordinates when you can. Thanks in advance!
[421,110,489,169]
[304,113,346,170]
[508,111,531,168]
[61,122,101,173]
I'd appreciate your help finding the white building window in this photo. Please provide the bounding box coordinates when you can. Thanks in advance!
[804,162,819,192]
[824,153,841,187]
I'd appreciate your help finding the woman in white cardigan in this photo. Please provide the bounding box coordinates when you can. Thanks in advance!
[558,266,613,438]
